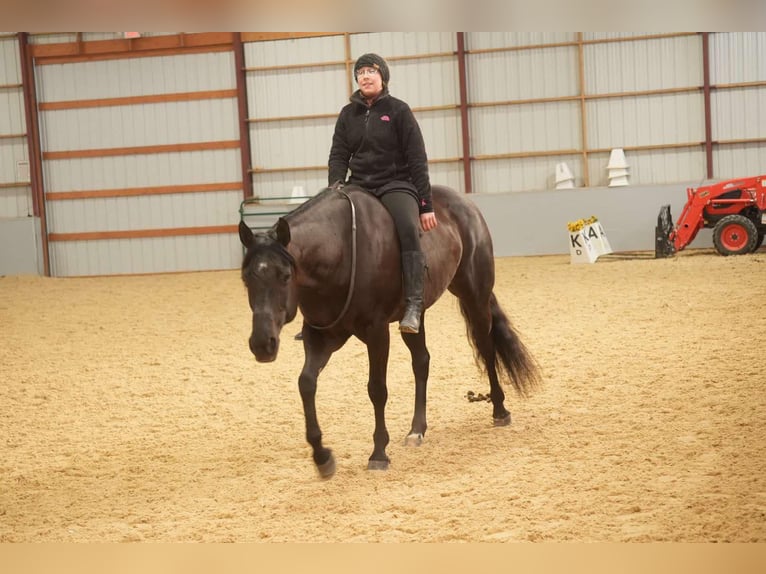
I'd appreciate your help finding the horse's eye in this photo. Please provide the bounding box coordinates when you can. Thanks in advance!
[279,271,291,284]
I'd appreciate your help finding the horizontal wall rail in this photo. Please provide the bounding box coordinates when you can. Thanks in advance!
[39,89,237,111]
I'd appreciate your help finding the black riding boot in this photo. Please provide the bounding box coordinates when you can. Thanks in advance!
[399,251,426,334]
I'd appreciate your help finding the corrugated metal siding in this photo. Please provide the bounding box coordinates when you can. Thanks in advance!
[350,32,456,59]
[471,101,581,155]
[245,37,345,199]
[709,32,766,84]
[709,32,766,178]
[583,35,703,93]
[467,36,580,192]
[43,149,239,192]
[46,191,242,233]
[587,148,706,188]
[37,52,236,101]
[37,50,241,276]
[469,46,579,101]
[583,33,674,42]
[40,99,238,150]
[583,35,705,187]
[49,234,240,276]
[710,89,766,142]
[714,143,766,180]
[27,34,76,45]
[466,32,577,50]
[0,33,32,217]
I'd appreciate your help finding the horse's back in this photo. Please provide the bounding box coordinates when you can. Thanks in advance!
[349,184,493,307]
[291,184,491,319]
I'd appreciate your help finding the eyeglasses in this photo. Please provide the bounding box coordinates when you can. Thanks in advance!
[355,67,380,78]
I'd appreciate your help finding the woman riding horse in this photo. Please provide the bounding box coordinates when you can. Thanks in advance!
[328,53,437,334]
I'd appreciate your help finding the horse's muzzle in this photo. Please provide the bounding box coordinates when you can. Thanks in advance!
[250,334,279,362]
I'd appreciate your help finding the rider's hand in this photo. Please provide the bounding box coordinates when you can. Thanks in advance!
[420,212,438,232]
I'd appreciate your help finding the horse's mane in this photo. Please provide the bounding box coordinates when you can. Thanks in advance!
[282,186,338,223]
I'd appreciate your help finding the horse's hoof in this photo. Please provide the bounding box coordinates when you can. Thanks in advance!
[493,413,512,427]
[367,459,390,471]
[404,433,424,447]
[316,454,336,479]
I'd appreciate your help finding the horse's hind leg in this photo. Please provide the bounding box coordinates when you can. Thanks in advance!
[400,322,430,446]
[299,329,349,479]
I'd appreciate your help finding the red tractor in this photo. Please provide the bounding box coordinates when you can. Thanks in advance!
[655,175,766,258]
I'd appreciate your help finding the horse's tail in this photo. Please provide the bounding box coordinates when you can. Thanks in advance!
[460,292,542,398]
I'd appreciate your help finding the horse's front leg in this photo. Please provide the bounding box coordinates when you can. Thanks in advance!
[401,320,429,446]
[299,328,348,479]
[366,324,391,470]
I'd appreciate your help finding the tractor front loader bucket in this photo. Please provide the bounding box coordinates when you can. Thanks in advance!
[655,204,676,258]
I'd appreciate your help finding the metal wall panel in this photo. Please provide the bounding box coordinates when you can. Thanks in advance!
[245,36,346,118]
[49,234,241,276]
[382,56,459,109]
[40,98,238,150]
[0,35,21,84]
[466,32,577,49]
[586,93,705,148]
[37,51,236,101]
[349,32,456,59]
[709,32,766,178]
[250,118,334,173]
[583,35,703,94]
[247,67,346,119]
[245,36,346,199]
[43,149,240,192]
[28,34,76,45]
[711,88,766,141]
[587,148,706,188]
[0,33,32,218]
[583,35,706,188]
[47,190,242,233]
[36,50,241,276]
[468,45,579,102]
[583,33,670,41]
[471,101,581,155]
[708,32,766,84]
[473,154,585,194]
[467,38,580,192]
[714,143,766,180]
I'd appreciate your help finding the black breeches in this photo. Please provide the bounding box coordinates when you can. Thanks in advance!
[380,191,421,253]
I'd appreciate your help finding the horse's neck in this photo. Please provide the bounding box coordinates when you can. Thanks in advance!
[286,192,351,286]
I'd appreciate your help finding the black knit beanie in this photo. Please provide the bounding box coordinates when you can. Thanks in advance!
[354,53,390,87]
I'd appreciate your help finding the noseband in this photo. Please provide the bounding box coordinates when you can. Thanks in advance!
[305,188,357,330]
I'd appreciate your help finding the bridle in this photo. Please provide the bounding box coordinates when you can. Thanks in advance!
[304,188,357,330]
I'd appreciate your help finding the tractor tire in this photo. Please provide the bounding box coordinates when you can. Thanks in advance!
[754,231,765,252]
[712,214,758,256]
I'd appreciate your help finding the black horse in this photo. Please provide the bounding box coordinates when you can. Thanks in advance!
[238,184,540,478]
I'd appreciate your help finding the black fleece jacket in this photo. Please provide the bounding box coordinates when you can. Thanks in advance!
[328,89,433,213]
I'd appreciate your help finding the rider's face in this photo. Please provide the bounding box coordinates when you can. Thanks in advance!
[356,67,383,99]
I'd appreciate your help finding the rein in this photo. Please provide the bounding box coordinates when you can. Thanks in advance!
[305,188,357,330]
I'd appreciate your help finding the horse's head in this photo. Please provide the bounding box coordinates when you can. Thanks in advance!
[239,219,298,362]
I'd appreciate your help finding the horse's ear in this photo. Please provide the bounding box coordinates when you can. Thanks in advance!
[238,220,254,248]
[275,217,291,247]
